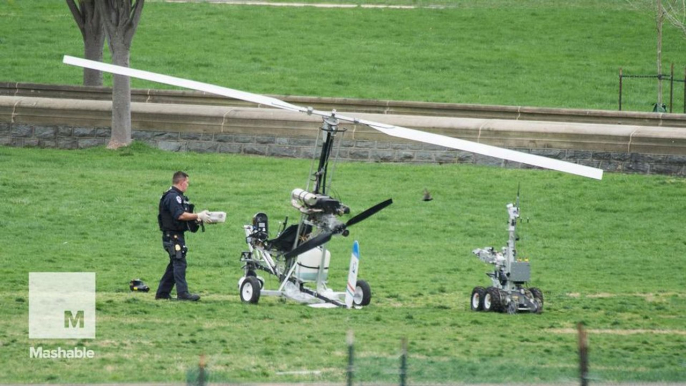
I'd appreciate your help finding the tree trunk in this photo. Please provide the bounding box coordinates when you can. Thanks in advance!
[108,45,132,149]
[66,0,105,87]
[97,0,145,149]
[83,31,105,86]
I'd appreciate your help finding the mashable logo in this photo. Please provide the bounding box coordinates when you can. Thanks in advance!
[64,310,85,328]
[29,273,96,339]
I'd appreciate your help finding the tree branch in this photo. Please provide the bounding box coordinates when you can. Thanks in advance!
[96,0,117,42]
[125,0,145,43]
[65,0,86,35]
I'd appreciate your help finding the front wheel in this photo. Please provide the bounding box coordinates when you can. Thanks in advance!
[483,287,504,312]
[530,287,544,314]
[246,270,264,289]
[470,286,486,311]
[240,276,261,304]
[353,280,372,306]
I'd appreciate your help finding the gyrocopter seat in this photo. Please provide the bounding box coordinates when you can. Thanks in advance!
[267,224,313,254]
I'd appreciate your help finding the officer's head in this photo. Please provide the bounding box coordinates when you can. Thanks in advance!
[173,171,189,192]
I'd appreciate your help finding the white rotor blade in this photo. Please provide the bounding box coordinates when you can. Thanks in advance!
[349,118,604,180]
[63,55,603,180]
[63,55,305,113]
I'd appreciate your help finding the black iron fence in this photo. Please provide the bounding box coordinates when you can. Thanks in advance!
[619,64,686,113]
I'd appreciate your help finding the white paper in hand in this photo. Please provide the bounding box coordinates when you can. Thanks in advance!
[208,211,226,223]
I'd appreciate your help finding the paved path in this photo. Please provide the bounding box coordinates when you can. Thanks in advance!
[160,0,423,9]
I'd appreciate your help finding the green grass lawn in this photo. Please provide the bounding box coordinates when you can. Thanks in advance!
[1,143,685,383]
[3,0,686,111]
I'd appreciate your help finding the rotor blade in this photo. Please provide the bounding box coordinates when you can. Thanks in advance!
[346,198,393,228]
[330,113,603,180]
[283,232,333,259]
[63,55,603,180]
[63,55,305,113]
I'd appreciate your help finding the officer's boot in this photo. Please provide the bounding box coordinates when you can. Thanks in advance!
[177,292,200,301]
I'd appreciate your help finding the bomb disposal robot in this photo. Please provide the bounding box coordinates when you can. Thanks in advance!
[470,193,543,314]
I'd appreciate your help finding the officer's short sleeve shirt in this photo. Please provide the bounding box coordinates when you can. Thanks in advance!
[163,190,186,220]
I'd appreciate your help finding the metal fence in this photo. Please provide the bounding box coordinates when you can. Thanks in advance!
[186,324,593,386]
[619,64,686,113]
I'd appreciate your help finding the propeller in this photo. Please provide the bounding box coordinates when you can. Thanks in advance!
[345,198,393,228]
[283,232,332,259]
[282,198,392,259]
[62,55,603,180]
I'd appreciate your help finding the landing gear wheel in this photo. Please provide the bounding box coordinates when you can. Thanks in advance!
[470,286,486,311]
[530,287,544,314]
[246,270,264,289]
[353,280,372,306]
[483,287,504,312]
[240,276,261,304]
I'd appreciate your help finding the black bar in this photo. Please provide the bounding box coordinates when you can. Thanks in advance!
[619,68,623,111]
[670,63,674,113]
[578,323,589,386]
[400,338,408,386]
[314,129,334,195]
[299,286,345,307]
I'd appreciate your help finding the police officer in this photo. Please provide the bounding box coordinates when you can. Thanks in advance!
[155,171,212,301]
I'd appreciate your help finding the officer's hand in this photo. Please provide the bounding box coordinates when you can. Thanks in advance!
[197,210,212,223]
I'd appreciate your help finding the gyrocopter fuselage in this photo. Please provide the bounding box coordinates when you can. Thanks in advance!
[62,55,603,309]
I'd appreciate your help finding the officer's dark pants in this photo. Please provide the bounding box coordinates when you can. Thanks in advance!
[156,232,189,297]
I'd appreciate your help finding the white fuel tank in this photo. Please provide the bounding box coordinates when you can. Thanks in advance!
[295,247,330,282]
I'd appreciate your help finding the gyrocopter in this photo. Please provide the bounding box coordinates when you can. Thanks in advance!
[63,55,603,309]
[236,117,393,308]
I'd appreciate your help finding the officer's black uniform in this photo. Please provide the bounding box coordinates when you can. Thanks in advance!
[155,186,200,299]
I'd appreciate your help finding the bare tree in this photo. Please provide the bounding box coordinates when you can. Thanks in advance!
[96,0,145,149]
[662,0,686,34]
[66,0,106,86]
[627,0,686,107]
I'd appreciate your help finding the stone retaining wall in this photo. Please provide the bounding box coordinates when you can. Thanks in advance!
[2,96,686,175]
[5,82,686,128]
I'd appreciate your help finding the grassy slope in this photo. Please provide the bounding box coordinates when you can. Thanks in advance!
[1,144,684,383]
[2,1,686,111]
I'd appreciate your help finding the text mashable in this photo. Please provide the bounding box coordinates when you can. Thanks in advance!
[30,346,95,359]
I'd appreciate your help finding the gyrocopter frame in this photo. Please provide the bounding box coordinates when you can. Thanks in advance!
[236,110,393,308]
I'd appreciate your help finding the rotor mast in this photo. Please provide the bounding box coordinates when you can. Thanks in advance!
[313,111,340,195]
